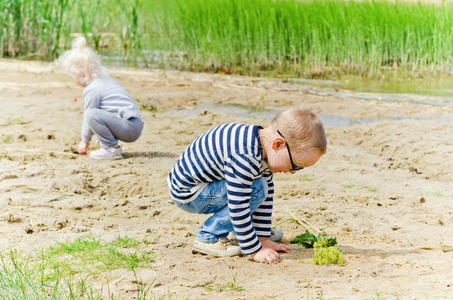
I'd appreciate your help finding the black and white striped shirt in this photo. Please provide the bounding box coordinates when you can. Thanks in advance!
[167,123,274,254]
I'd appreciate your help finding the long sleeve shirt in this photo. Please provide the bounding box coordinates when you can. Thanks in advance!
[81,75,141,142]
[167,123,274,254]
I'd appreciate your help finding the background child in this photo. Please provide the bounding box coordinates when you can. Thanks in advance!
[57,37,143,160]
[167,108,327,263]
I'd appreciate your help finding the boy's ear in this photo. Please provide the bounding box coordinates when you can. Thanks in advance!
[271,137,286,150]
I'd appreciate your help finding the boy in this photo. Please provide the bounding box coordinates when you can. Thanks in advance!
[167,108,326,263]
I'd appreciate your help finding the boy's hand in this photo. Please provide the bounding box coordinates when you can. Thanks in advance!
[77,141,89,154]
[250,248,280,264]
[259,237,291,253]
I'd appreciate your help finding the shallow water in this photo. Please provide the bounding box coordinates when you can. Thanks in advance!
[305,87,453,108]
[101,51,453,123]
[102,49,184,69]
[101,47,453,97]
[102,50,453,98]
[286,78,453,108]
[287,74,453,97]
[164,102,453,129]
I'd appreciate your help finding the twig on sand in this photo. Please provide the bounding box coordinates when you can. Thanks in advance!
[2,148,76,156]
[2,184,43,192]
[0,120,32,127]
[285,206,322,235]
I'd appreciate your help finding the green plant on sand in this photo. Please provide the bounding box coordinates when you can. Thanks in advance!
[281,209,344,266]
[311,240,343,266]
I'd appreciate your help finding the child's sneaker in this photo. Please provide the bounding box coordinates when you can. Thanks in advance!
[192,237,242,257]
[270,228,284,242]
[89,145,122,160]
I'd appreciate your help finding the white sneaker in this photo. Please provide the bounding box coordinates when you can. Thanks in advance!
[89,145,122,160]
[192,237,242,257]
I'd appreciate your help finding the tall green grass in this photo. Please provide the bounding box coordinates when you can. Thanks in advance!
[0,0,70,59]
[0,0,143,60]
[156,0,453,77]
[3,0,453,77]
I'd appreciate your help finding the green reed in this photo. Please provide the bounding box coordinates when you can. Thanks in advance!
[0,0,142,60]
[155,0,453,77]
[3,0,453,78]
[0,0,70,60]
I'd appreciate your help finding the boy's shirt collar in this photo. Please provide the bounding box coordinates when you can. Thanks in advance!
[253,125,270,173]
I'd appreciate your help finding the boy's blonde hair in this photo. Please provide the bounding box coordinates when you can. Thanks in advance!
[57,37,107,85]
[271,108,327,154]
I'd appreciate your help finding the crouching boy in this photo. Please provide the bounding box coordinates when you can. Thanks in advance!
[167,108,327,263]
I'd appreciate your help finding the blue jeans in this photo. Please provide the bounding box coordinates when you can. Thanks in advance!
[174,177,268,243]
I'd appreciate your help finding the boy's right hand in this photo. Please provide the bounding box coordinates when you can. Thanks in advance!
[77,141,89,154]
[250,248,280,264]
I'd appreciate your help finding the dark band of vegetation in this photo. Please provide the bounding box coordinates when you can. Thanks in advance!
[2,0,453,77]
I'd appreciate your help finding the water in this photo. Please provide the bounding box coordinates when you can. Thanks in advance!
[285,75,453,108]
[101,49,453,98]
[101,49,184,69]
[284,72,453,100]
[303,88,453,108]
[164,103,453,129]
[101,50,453,125]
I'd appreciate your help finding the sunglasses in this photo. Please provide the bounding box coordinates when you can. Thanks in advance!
[277,130,304,171]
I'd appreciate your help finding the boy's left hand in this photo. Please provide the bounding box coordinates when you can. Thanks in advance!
[259,237,291,253]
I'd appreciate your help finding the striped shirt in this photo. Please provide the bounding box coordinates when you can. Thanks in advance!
[167,123,274,254]
[81,75,141,142]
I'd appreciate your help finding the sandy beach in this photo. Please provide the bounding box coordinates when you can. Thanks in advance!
[1,59,453,299]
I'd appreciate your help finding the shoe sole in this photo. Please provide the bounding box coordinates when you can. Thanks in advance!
[89,155,122,160]
[192,245,242,257]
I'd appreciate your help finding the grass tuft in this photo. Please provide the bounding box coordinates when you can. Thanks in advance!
[0,235,156,299]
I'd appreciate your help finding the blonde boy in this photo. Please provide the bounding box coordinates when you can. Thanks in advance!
[167,108,326,263]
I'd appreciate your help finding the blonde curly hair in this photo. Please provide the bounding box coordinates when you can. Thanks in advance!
[57,37,107,86]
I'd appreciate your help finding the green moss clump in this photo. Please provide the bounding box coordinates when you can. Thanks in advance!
[312,240,344,266]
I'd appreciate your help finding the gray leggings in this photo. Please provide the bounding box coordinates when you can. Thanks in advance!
[85,108,143,148]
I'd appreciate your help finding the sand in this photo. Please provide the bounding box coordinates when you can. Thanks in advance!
[1,58,453,299]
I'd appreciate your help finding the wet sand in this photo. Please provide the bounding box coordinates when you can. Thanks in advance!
[1,59,453,298]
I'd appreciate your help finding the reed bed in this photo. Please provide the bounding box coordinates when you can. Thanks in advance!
[156,0,453,77]
[2,0,453,78]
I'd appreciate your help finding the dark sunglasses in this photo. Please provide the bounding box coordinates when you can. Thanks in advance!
[277,130,304,171]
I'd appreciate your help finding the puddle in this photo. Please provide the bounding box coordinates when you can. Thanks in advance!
[163,103,350,128]
[285,76,453,108]
[163,103,453,129]
[100,50,453,112]
[314,90,453,108]
[287,72,453,97]
[101,49,183,69]
[100,49,453,108]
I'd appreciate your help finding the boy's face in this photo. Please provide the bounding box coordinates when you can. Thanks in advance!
[266,137,323,174]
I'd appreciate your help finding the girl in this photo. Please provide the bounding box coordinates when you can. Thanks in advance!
[58,37,143,160]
